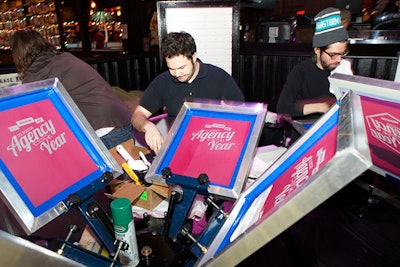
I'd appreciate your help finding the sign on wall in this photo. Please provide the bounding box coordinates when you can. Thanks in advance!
[0,73,22,88]
[157,1,239,77]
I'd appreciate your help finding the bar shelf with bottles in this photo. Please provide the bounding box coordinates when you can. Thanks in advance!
[0,0,61,50]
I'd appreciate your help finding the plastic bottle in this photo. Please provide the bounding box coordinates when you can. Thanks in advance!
[110,198,140,267]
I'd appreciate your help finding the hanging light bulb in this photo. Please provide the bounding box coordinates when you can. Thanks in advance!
[90,1,96,9]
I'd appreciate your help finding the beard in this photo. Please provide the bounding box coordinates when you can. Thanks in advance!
[320,57,340,72]
[173,60,196,83]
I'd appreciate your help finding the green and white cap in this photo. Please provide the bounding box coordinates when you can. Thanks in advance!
[313,7,349,48]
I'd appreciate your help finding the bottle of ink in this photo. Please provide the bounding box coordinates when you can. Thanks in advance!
[111,198,140,267]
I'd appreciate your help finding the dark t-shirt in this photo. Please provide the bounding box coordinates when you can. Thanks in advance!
[277,59,335,117]
[140,61,245,122]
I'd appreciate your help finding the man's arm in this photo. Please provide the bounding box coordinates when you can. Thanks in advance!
[131,105,164,154]
[278,61,336,117]
[298,95,337,115]
[276,67,304,117]
[222,76,245,101]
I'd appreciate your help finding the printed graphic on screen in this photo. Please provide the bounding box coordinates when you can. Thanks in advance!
[261,124,338,216]
[169,116,251,186]
[360,95,400,178]
[0,99,98,209]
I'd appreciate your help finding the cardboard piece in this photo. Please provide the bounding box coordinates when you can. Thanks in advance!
[106,181,169,210]
[108,139,150,165]
[107,139,168,210]
[78,225,102,254]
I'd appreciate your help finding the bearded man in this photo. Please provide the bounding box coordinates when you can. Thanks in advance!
[131,32,244,153]
[277,7,352,118]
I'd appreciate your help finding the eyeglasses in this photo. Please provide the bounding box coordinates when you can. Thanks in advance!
[321,50,349,60]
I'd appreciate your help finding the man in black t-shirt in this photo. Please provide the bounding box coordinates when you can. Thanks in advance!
[277,7,350,119]
[276,7,350,144]
[131,32,244,154]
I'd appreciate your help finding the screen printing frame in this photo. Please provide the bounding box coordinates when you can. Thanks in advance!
[329,73,400,180]
[197,91,372,266]
[145,101,267,199]
[0,78,122,234]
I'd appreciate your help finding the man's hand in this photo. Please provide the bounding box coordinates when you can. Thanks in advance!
[143,122,164,154]
[132,105,164,154]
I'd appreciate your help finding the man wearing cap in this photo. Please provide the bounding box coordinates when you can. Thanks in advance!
[276,7,351,118]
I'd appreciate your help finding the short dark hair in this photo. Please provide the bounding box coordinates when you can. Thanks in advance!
[160,32,196,59]
[11,28,55,75]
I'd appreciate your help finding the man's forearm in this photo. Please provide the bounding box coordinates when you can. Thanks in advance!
[297,96,337,116]
[131,105,154,132]
[302,101,333,115]
[131,114,151,133]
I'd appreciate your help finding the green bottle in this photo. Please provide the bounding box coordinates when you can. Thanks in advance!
[111,198,140,267]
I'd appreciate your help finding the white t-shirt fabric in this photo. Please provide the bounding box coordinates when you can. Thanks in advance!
[330,59,354,99]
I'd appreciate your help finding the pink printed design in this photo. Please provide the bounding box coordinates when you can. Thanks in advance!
[0,99,98,207]
[366,113,400,154]
[361,96,400,178]
[261,125,338,216]
[169,116,251,186]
